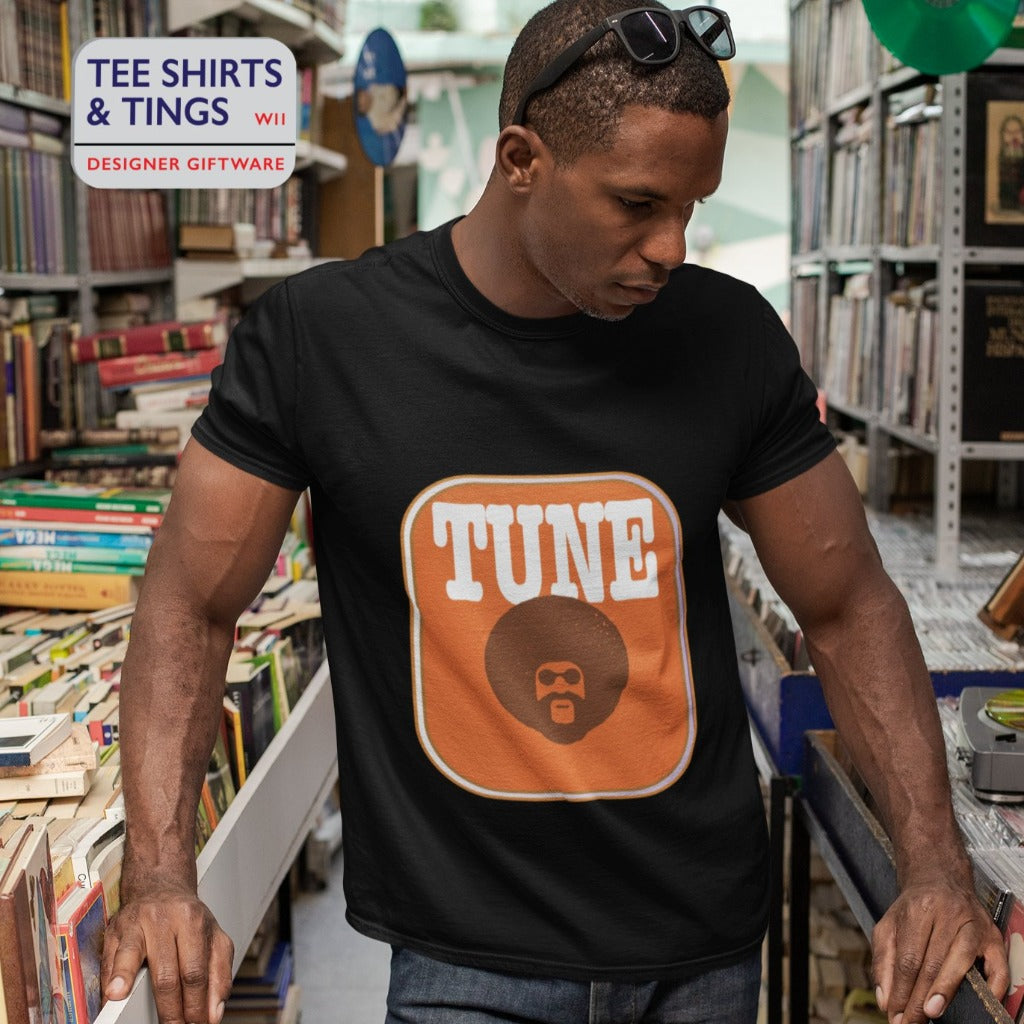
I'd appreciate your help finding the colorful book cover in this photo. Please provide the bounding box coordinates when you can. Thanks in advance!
[0,479,170,514]
[0,822,67,1023]
[0,505,163,528]
[0,545,148,567]
[57,880,106,1024]
[206,729,237,823]
[0,523,152,549]
[0,569,139,611]
[96,347,223,390]
[71,318,225,363]
[0,557,145,574]
[1003,894,1024,1020]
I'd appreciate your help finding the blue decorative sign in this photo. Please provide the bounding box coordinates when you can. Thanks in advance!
[353,28,408,167]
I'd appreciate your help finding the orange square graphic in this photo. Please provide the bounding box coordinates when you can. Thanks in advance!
[401,473,695,801]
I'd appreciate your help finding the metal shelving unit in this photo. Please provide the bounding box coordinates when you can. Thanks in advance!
[789,0,1024,580]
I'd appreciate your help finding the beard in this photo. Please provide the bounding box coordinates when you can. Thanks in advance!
[556,280,634,322]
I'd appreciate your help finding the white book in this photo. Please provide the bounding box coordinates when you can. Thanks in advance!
[69,815,125,892]
[114,407,203,449]
[0,712,72,767]
[130,380,211,414]
[0,767,93,800]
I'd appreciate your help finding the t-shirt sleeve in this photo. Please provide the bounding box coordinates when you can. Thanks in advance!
[726,296,837,501]
[191,278,312,491]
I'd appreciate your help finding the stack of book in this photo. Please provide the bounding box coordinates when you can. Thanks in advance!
[69,316,226,449]
[0,101,77,276]
[40,425,183,488]
[86,189,170,274]
[0,293,79,467]
[0,479,168,610]
[223,939,299,1024]
[0,816,71,1023]
[0,541,322,1023]
[226,902,300,1024]
[0,710,128,1023]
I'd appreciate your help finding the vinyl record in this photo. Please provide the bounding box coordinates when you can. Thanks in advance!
[984,688,1024,732]
[862,0,1018,75]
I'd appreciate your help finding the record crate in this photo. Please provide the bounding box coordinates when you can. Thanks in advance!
[727,578,1024,777]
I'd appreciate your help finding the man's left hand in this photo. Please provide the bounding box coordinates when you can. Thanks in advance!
[873,877,1009,1023]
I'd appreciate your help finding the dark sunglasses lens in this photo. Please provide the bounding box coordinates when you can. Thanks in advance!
[620,9,678,62]
[686,9,734,58]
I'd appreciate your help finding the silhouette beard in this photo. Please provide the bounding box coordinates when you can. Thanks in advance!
[485,595,629,744]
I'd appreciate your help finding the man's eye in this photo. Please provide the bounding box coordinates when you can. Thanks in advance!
[618,197,652,211]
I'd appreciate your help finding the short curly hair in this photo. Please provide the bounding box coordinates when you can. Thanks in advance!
[499,0,731,165]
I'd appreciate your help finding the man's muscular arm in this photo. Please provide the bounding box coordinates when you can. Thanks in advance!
[101,441,301,1024]
[735,452,1008,1024]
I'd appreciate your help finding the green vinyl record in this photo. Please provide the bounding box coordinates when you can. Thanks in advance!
[984,688,1024,731]
[862,0,1019,75]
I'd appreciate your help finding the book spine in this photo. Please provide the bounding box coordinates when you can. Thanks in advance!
[225,682,255,774]
[39,426,180,448]
[71,320,221,363]
[0,570,138,610]
[58,929,87,1024]
[0,548,147,568]
[51,444,152,459]
[0,525,152,548]
[0,769,90,799]
[0,491,165,514]
[0,505,162,528]
[0,883,34,1023]
[96,347,223,389]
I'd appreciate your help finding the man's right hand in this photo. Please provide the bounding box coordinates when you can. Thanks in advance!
[101,885,234,1024]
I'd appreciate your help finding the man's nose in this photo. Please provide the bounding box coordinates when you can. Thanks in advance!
[639,216,688,270]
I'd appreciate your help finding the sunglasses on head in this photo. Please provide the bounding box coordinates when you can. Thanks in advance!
[513,6,735,127]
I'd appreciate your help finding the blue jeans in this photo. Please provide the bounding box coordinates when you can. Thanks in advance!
[384,947,762,1024]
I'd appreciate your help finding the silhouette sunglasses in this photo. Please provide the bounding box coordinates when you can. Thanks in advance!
[513,6,735,126]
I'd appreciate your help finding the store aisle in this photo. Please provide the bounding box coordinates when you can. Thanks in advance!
[292,849,391,1022]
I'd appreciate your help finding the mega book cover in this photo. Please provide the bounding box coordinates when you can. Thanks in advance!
[0,479,170,515]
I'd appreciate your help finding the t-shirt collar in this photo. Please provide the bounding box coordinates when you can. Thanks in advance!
[431,218,590,340]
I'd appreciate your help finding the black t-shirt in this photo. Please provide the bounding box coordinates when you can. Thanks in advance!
[193,220,836,981]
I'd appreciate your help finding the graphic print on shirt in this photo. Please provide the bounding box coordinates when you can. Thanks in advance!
[401,473,695,801]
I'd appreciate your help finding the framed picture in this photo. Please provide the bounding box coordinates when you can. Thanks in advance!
[962,278,1024,442]
[966,70,1024,246]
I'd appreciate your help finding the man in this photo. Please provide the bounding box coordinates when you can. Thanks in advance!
[101,2,1009,1023]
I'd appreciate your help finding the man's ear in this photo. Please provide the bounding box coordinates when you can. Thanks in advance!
[495,126,548,195]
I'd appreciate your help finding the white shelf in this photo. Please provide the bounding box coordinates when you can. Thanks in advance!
[294,139,348,181]
[826,398,874,423]
[90,269,175,289]
[877,420,939,454]
[94,661,338,1024]
[0,273,80,292]
[878,244,940,264]
[0,82,69,116]
[174,256,336,308]
[166,0,344,61]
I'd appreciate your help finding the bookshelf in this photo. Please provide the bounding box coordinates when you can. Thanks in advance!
[789,0,1024,578]
[166,0,345,65]
[93,659,338,1024]
[0,0,175,331]
[167,0,349,317]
